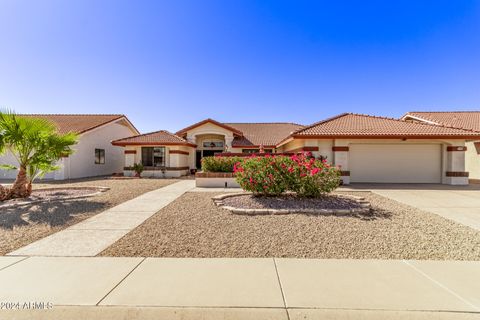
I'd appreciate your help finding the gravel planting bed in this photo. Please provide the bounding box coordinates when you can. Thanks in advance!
[0,187,107,209]
[221,193,364,210]
[100,191,480,260]
[0,178,177,255]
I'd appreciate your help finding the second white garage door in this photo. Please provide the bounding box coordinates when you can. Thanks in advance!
[349,144,442,183]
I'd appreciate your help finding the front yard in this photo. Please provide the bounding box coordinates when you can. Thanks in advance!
[0,178,177,255]
[100,191,480,260]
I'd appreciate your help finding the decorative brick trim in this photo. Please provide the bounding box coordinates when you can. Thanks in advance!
[332,146,349,152]
[61,153,69,158]
[289,146,319,153]
[447,146,467,152]
[124,166,189,171]
[196,172,234,178]
[469,179,480,184]
[446,171,469,177]
[124,150,136,154]
[166,166,190,171]
[340,171,350,176]
[169,150,189,155]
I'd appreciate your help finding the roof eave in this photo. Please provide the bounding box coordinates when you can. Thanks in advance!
[111,141,197,147]
[291,134,480,140]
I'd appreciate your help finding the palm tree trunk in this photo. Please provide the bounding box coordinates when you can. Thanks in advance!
[9,165,30,198]
[0,185,8,201]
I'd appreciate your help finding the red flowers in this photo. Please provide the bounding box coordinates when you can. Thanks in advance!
[233,152,341,197]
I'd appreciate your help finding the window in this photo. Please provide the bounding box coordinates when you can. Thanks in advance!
[95,149,105,164]
[141,147,165,167]
[202,141,224,148]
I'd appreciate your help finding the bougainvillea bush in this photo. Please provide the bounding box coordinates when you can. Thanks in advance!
[201,156,243,172]
[234,153,341,197]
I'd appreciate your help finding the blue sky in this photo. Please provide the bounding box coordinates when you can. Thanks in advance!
[1,1,479,133]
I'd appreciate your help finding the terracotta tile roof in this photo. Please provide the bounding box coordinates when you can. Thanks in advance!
[20,114,128,134]
[403,111,480,132]
[112,130,195,146]
[291,113,480,139]
[225,123,305,147]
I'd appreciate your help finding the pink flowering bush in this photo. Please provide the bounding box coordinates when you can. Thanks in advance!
[233,155,289,195]
[234,153,341,197]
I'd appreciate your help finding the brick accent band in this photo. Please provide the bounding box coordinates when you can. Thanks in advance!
[340,171,350,176]
[124,166,189,171]
[124,150,136,154]
[447,146,467,152]
[288,147,319,153]
[332,146,349,152]
[446,171,469,177]
[196,172,235,178]
[169,150,189,155]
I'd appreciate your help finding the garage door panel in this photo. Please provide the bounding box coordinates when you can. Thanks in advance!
[349,144,442,183]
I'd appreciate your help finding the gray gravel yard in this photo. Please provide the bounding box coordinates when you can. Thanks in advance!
[100,191,480,260]
[0,178,176,255]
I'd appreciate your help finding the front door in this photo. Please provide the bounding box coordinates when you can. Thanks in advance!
[196,150,220,169]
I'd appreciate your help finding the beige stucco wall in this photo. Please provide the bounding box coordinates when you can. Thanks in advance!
[0,119,136,180]
[184,123,235,150]
[122,144,193,176]
[279,137,468,185]
[66,120,137,179]
[465,141,480,180]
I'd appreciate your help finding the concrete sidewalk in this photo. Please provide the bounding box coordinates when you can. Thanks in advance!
[0,257,479,319]
[7,180,195,257]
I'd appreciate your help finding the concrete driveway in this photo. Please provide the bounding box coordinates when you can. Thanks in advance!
[342,184,480,231]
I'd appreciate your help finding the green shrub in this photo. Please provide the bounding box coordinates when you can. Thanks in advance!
[201,156,243,172]
[234,153,341,197]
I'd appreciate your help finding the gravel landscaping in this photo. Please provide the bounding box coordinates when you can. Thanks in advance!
[222,193,364,210]
[100,191,480,260]
[0,177,176,255]
[0,187,107,209]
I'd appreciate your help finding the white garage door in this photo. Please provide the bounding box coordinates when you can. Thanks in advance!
[349,144,442,183]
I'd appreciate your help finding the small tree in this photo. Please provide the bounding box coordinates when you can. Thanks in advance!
[0,110,78,199]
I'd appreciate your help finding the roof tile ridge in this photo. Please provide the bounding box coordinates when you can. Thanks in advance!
[114,129,185,142]
[403,112,480,133]
[293,113,351,134]
[352,112,479,133]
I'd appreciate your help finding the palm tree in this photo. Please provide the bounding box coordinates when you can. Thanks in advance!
[0,110,78,199]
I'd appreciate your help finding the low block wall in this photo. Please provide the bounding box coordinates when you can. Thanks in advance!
[195,172,240,188]
[124,169,188,178]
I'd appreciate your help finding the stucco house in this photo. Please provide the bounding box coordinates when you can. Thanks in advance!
[402,111,480,183]
[0,114,139,180]
[113,113,480,185]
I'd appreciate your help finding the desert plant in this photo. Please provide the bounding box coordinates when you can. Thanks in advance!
[234,153,341,197]
[201,156,243,172]
[132,162,144,177]
[233,155,289,196]
[0,110,78,198]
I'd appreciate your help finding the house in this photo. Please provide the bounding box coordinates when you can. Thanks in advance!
[402,111,480,183]
[113,113,480,185]
[0,114,139,180]
[112,119,303,178]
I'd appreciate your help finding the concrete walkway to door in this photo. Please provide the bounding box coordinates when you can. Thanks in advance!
[7,180,195,257]
[342,184,480,231]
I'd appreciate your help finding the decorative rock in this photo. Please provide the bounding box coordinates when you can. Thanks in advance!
[212,193,371,216]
